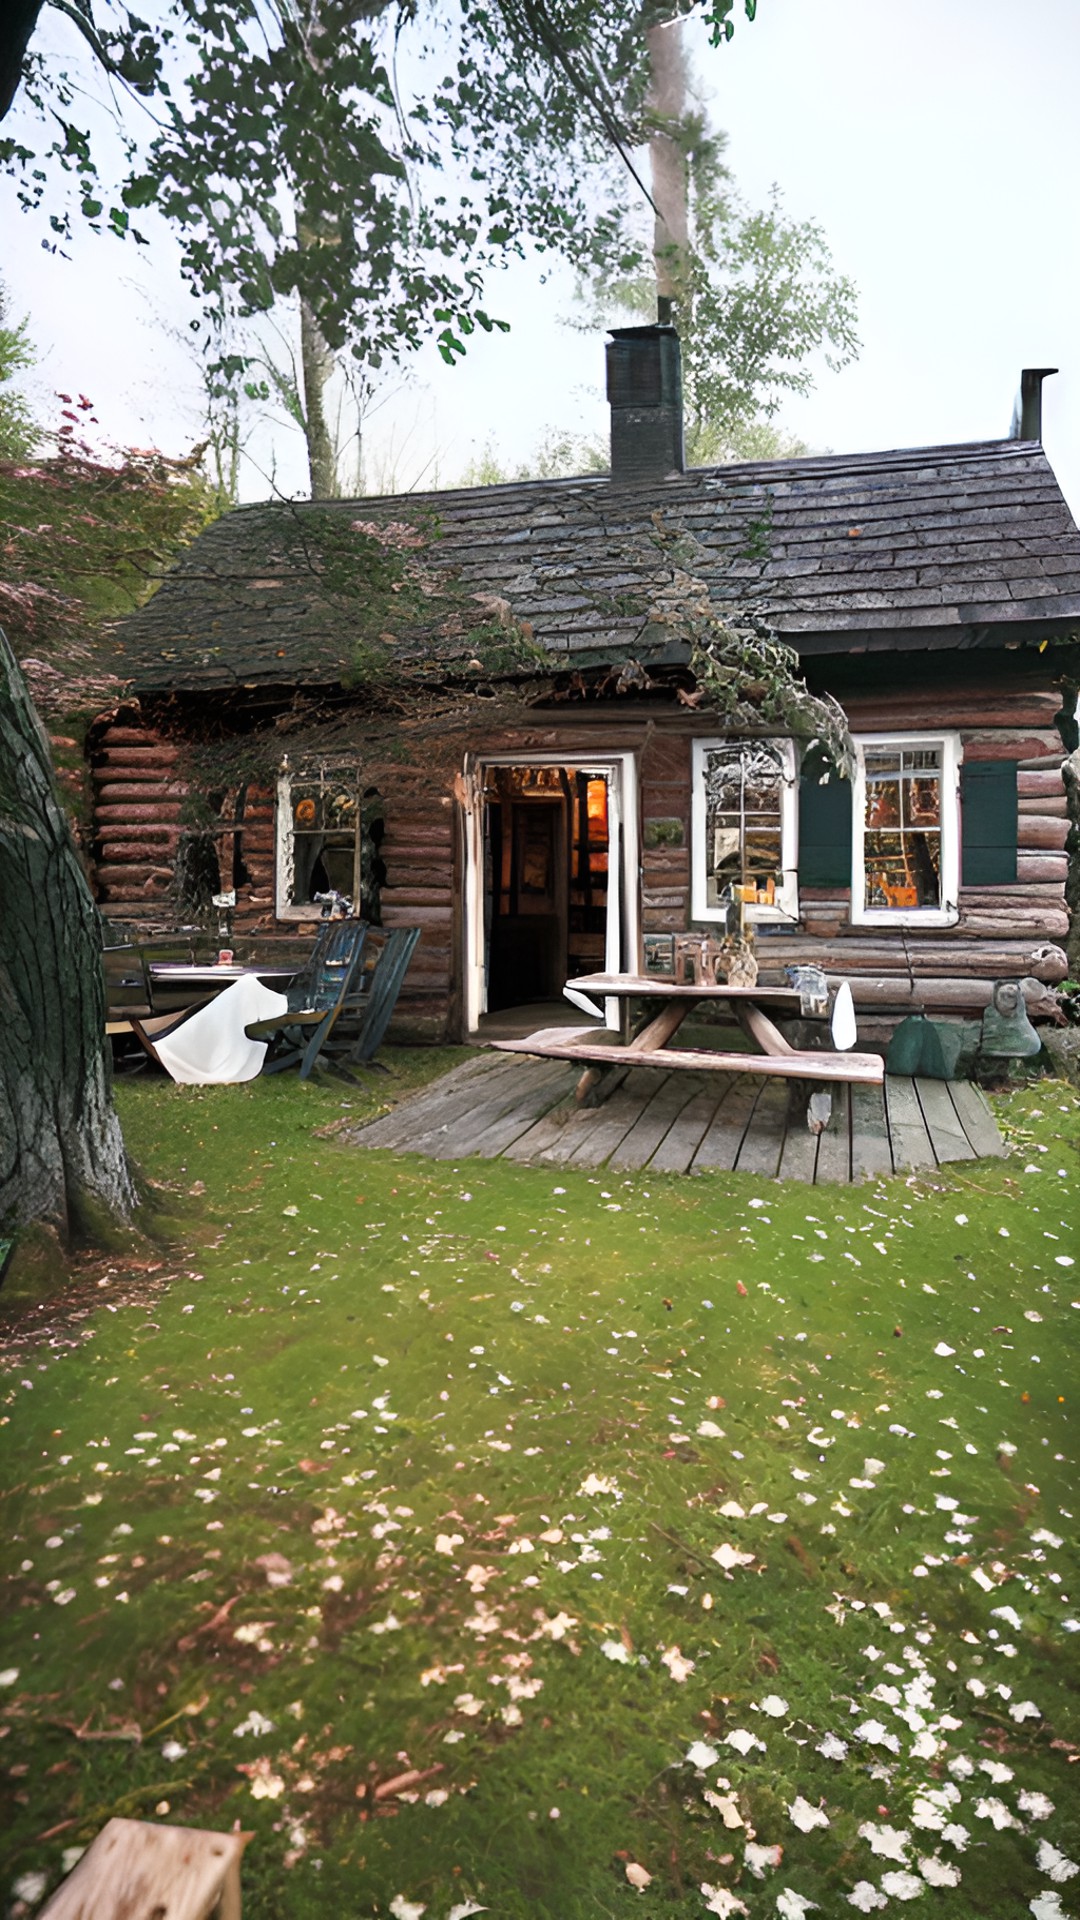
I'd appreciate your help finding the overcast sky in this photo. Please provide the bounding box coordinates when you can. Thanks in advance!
[4,0,1080,512]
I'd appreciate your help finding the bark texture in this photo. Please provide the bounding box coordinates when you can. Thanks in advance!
[646,14,690,313]
[0,632,136,1235]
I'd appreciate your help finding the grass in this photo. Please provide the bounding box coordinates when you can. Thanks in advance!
[0,1057,1078,1919]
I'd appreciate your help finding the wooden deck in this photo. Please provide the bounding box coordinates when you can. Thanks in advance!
[350,1054,1006,1182]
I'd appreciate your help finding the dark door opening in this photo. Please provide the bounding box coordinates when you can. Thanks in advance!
[483,765,610,1013]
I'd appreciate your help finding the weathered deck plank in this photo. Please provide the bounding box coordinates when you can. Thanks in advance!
[814,1084,851,1185]
[565,1069,662,1169]
[850,1083,894,1182]
[914,1076,977,1164]
[735,1080,790,1178]
[347,1057,1006,1181]
[883,1076,937,1171]
[608,1073,703,1171]
[647,1086,719,1174]
[947,1079,1008,1159]
[690,1077,765,1172]
[445,1062,580,1160]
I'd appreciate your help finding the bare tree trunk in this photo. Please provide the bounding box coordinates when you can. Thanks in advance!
[646,13,690,319]
[299,294,340,498]
[0,632,136,1239]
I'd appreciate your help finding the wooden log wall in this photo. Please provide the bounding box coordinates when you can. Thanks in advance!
[88,668,1071,1040]
[93,724,186,919]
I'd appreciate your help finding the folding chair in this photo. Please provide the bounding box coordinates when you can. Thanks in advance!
[245,919,370,1080]
[309,926,422,1079]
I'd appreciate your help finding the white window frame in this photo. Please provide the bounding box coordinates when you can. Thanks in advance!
[691,736,799,926]
[850,731,961,928]
[275,756,362,921]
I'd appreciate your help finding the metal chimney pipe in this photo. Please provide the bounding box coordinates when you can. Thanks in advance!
[605,323,685,485]
[1009,367,1058,441]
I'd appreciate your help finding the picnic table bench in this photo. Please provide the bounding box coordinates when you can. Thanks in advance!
[490,972,884,1107]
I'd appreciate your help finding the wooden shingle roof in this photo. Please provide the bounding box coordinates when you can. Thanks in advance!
[114,437,1080,693]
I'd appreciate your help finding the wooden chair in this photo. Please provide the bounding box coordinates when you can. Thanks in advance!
[39,1815,249,1918]
[308,925,421,1078]
[245,918,370,1080]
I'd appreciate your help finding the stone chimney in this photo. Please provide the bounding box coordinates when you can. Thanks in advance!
[606,323,685,485]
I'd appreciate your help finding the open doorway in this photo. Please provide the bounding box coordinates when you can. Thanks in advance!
[462,752,639,1033]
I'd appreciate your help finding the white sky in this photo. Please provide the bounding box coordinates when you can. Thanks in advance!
[4,0,1080,512]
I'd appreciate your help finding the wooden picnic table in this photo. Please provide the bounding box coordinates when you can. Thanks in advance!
[490,971,884,1106]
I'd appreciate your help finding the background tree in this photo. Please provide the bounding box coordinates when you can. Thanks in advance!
[0,281,36,460]
[587,10,858,463]
[1,0,761,497]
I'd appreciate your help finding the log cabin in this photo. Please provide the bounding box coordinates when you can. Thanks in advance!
[88,327,1080,1043]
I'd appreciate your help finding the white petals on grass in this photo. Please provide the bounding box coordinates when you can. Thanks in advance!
[919,1856,960,1888]
[848,1883,888,1912]
[579,1473,620,1497]
[744,1843,783,1879]
[859,1824,910,1862]
[233,1710,274,1737]
[788,1796,829,1833]
[660,1645,695,1683]
[711,1543,755,1571]
[776,1891,817,1918]
[934,1342,955,1357]
[1036,1843,1080,1884]
[0,1669,18,1687]
[700,1885,748,1917]
[600,1638,630,1664]
[434,1533,463,1555]
[1018,1791,1054,1820]
[880,1871,925,1901]
[389,1899,426,1920]
[974,1798,1018,1831]
[757,1694,789,1717]
[817,1732,848,1761]
[624,1863,652,1891]
[686,1740,720,1769]
[703,1791,743,1827]
[1030,1896,1068,1920]
[1010,1699,1041,1722]
[446,1904,487,1920]
[725,1728,766,1756]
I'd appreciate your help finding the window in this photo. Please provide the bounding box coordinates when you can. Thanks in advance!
[851,732,960,926]
[276,760,361,918]
[691,738,798,924]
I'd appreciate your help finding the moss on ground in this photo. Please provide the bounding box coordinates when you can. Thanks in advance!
[0,1063,1077,1919]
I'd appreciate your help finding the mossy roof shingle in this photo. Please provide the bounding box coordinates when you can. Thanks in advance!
[113,437,1080,694]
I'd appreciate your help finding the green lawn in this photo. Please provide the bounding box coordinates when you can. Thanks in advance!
[1,1061,1078,1919]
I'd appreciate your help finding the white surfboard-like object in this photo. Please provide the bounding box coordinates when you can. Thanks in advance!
[562,984,605,1022]
[830,979,857,1051]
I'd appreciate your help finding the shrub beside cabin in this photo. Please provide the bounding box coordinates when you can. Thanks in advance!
[90,330,1079,1042]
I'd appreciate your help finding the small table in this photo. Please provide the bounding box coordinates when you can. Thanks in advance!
[490,971,883,1105]
[148,963,297,1012]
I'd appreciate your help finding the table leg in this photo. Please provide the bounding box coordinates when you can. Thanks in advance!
[734,1001,795,1056]
[627,998,695,1053]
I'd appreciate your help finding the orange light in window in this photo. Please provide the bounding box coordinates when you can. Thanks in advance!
[586,778,608,835]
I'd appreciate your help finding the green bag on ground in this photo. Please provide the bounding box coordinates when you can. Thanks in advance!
[886,1013,964,1080]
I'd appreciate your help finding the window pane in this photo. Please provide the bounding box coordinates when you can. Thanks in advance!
[862,742,943,910]
[702,741,786,910]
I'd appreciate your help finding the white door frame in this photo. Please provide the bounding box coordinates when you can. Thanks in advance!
[462,749,640,1034]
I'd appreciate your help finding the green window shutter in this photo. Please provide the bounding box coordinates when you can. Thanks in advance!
[961,760,1018,885]
[798,775,852,888]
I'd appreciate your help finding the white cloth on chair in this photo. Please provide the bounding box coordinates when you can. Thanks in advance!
[153,976,289,1085]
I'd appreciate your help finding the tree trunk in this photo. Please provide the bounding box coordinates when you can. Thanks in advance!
[0,633,136,1238]
[0,0,43,121]
[646,14,690,318]
[299,296,340,498]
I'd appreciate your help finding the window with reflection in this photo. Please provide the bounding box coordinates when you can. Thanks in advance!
[691,738,797,923]
[852,733,960,926]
